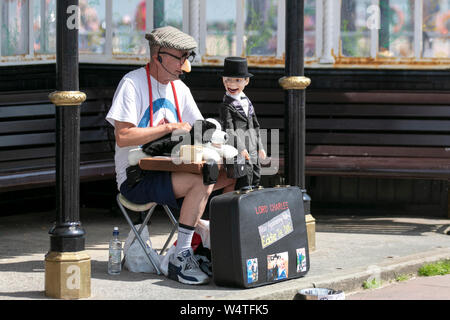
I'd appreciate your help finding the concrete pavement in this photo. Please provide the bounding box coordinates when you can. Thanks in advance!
[347,274,450,300]
[0,207,449,300]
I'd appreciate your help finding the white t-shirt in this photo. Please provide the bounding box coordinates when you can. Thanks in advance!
[106,67,203,190]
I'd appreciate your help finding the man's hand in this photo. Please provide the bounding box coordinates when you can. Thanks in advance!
[241,149,250,161]
[258,149,267,160]
[167,122,192,133]
[115,121,192,148]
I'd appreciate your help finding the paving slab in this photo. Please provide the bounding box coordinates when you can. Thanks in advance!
[0,208,449,300]
[347,274,450,300]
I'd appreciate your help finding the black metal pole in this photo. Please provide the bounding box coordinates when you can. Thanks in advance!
[280,0,315,251]
[284,0,306,188]
[49,0,85,253]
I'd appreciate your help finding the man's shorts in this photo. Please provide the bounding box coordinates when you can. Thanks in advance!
[120,170,183,209]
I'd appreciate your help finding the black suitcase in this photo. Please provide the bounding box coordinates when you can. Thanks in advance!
[210,186,310,288]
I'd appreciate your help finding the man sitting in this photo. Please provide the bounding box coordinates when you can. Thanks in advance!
[106,26,235,285]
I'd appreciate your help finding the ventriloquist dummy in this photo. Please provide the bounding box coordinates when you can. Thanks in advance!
[219,57,266,190]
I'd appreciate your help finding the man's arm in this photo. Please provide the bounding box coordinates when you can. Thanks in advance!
[114,121,192,148]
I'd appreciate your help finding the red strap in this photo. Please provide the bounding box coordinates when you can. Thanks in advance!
[171,81,183,124]
[145,64,154,127]
[146,63,182,127]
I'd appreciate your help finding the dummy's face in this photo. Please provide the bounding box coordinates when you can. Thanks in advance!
[223,77,249,96]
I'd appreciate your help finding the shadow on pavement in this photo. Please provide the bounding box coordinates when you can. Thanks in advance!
[315,215,450,236]
[0,290,47,300]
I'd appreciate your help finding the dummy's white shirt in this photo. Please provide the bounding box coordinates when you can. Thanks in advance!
[226,91,249,116]
[106,67,203,189]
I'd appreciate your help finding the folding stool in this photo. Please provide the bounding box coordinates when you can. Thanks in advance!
[116,193,178,275]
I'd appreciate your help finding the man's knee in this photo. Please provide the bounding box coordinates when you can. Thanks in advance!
[172,172,206,198]
[187,173,214,196]
[200,177,215,195]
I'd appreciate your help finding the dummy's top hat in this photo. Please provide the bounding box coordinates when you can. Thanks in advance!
[222,57,254,78]
[145,26,197,51]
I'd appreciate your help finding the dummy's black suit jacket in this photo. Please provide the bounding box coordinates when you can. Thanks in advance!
[219,94,264,160]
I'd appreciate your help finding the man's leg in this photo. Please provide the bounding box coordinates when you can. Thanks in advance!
[222,178,236,194]
[171,170,235,226]
[167,171,234,284]
[172,171,234,250]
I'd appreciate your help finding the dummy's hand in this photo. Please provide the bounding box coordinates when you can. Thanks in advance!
[241,149,250,161]
[258,149,267,160]
[167,122,191,133]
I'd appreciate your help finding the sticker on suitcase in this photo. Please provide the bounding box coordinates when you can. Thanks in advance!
[267,252,288,281]
[296,248,307,272]
[258,209,294,249]
[246,258,258,284]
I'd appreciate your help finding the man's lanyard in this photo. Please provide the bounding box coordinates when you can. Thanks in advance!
[145,63,182,127]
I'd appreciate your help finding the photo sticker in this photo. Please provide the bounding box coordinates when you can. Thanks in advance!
[267,252,288,281]
[246,258,258,284]
[296,248,307,272]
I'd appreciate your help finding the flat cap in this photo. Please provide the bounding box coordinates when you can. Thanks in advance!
[145,26,197,51]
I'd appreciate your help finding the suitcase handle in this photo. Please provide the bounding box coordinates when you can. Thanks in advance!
[236,185,264,194]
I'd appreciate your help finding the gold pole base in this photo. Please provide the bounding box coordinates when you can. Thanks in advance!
[305,214,316,252]
[279,76,311,90]
[49,91,87,106]
[45,251,91,299]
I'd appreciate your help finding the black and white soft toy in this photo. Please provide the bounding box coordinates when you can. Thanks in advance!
[200,118,238,162]
[127,118,238,166]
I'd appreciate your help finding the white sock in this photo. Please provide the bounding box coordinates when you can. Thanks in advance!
[175,224,195,256]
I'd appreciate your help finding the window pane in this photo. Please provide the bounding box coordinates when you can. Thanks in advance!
[1,0,29,56]
[340,0,372,57]
[245,0,277,56]
[423,0,450,58]
[379,0,414,58]
[112,0,147,54]
[206,0,236,56]
[79,0,105,54]
[304,0,316,57]
[154,0,182,30]
[33,0,56,55]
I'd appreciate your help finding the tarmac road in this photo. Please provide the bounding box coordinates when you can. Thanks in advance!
[346,274,450,300]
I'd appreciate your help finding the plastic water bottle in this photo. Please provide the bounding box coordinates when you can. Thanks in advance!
[108,227,122,275]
